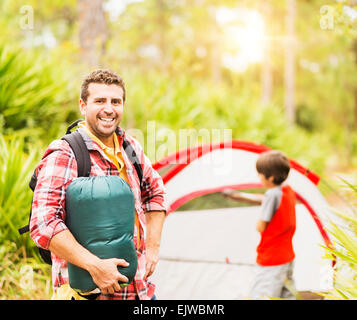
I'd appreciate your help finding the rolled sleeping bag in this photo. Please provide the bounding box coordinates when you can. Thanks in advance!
[65,175,138,292]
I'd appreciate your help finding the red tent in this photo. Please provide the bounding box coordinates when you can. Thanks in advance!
[151,141,335,299]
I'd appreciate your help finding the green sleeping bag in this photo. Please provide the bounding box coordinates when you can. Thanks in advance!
[65,175,138,292]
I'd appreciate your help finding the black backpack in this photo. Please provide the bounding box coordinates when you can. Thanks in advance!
[18,120,143,265]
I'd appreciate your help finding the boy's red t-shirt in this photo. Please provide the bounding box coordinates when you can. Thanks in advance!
[256,185,296,266]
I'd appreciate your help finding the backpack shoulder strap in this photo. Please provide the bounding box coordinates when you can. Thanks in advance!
[62,131,91,177]
[122,137,143,186]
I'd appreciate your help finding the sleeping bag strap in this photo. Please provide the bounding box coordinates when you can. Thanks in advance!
[74,291,101,300]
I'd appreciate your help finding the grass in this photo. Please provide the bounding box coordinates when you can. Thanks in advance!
[320,180,357,300]
[0,133,39,249]
[0,132,52,299]
[0,241,52,300]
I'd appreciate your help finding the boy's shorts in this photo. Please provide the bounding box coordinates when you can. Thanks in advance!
[249,260,295,300]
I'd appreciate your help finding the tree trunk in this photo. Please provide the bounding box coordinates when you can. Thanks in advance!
[78,0,108,67]
[261,3,273,105]
[210,23,221,84]
[284,0,296,124]
[355,87,357,130]
[157,0,169,73]
[261,48,273,105]
[211,42,221,84]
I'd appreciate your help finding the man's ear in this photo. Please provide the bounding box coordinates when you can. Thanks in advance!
[79,99,86,116]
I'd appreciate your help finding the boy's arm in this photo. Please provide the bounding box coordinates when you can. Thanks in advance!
[256,220,269,233]
[256,188,282,233]
[221,189,264,205]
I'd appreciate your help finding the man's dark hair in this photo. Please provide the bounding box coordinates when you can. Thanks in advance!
[80,69,126,103]
[256,150,290,185]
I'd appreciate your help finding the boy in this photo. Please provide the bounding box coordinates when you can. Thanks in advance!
[249,150,296,300]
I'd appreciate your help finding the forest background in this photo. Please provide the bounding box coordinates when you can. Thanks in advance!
[0,0,356,299]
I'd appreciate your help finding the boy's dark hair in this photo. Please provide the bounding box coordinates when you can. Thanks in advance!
[80,69,126,103]
[256,150,290,185]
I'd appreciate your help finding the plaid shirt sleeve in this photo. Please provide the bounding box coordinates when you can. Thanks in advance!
[141,152,167,213]
[126,136,167,214]
[29,139,77,250]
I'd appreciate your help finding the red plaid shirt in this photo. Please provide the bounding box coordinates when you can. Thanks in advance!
[30,127,166,300]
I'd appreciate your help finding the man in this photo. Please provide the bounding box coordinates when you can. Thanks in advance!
[30,69,167,300]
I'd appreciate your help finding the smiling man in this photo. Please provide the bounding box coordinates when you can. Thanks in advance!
[30,69,167,300]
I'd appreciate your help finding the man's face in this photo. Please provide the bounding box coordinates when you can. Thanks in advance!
[80,83,124,146]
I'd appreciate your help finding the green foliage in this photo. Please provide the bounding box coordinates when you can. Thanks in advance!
[0,43,78,143]
[0,0,355,300]
[0,0,355,168]
[120,70,330,173]
[108,0,357,168]
[322,181,357,300]
[0,133,40,251]
[0,132,53,300]
[0,240,51,300]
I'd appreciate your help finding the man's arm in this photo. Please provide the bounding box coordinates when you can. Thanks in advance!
[49,230,129,295]
[131,139,167,279]
[144,210,166,279]
[30,141,128,294]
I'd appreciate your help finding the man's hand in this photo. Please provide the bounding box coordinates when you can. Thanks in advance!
[48,230,129,294]
[87,258,129,295]
[144,210,166,280]
[144,246,159,280]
